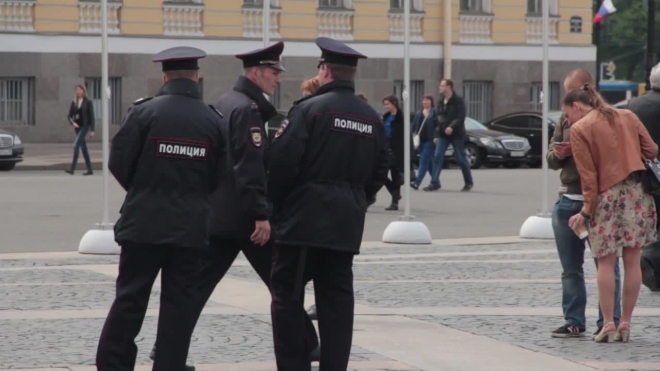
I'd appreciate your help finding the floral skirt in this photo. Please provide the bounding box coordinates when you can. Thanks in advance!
[589,172,657,258]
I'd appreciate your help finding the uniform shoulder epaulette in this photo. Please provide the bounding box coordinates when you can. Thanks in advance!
[132,96,153,105]
[209,104,224,118]
[250,101,259,111]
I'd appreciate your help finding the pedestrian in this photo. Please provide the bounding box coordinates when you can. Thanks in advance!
[301,77,320,97]
[96,46,227,371]
[381,95,405,210]
[410,95,437,190]
[267,37,389,371]
[565,83,658,343]
[547,69,622,339]
[146,42,320,368]
[424,79,474,192]
[627,62,660,292]
[65,84,94,175]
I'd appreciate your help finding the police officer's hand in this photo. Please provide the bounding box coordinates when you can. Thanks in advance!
[251,220,271,246]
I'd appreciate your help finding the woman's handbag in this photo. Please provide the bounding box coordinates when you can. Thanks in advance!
[412,114,429,150]
[641,158,660,195]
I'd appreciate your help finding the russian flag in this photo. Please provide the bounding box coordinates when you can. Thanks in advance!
[593,0,616,24]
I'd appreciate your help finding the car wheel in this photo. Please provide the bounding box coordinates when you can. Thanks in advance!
[464,144,482,169]
[0,162,16,171]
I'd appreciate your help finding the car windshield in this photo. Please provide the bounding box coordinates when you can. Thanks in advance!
[465,117,488,131]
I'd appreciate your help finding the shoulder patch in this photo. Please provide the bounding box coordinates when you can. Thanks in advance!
[249,126,263,147]
[132,96,153,105]
[250,102,259,111]
[208,104,224,118]
[274,119,289,139]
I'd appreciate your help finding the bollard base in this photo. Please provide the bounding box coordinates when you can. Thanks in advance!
[382,220,432,244]
[519,215,554,239]
[78,227,120,255]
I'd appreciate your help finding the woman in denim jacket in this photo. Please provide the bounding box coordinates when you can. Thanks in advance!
[411,95,438,189]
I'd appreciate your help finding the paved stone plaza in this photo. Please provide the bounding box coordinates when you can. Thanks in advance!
[2,237,660,371]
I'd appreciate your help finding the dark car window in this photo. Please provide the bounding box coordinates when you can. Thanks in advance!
[528,116,542,130]
[497,116,528,129]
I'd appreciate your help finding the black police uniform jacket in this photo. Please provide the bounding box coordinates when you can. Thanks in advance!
[110,78,226,249]
[267,80,389,254]
[208,76,277,239]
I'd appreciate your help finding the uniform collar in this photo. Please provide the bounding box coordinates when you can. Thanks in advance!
[156,78,201,99]
[233,76,278,123]
[316,80,355,96]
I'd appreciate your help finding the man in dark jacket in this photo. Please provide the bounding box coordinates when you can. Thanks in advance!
[628,62,660,292]
[96,46,226,371]
[148,42,320,369]
[424,79,473,192]
[267,37,389,371]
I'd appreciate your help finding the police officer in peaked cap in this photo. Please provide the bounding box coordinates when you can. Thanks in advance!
[95,46,227,371]
[267,37,389,370]
[147,41,320,369]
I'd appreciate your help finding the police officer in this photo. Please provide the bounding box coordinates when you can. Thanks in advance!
[268,37,389,371]
[96,46,226,371]
[148,42,320,368]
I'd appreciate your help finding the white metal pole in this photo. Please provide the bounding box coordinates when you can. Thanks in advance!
[263,0,271,135]
[101,0,110,228]
[540,0,549,215]
[402,0,412,219]
[443,0,452,78]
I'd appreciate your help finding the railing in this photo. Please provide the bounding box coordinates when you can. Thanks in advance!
[525,16,560,44]
[163,2,203,36]
[317,9,354,41]
[389,12,424,42]
[242,7,281,39]
[458,14,493,44]
[0,0,35,32]
[79,1,122,34]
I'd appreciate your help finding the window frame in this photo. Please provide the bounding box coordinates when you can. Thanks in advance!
[0,77,35,126]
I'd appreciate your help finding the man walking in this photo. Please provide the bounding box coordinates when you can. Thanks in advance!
[548,69,621,338]
[96,46,226,371]
[267,37,389,371]
[424,79,473,192]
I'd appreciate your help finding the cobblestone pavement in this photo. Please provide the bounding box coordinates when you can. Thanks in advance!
[2,239,660,370]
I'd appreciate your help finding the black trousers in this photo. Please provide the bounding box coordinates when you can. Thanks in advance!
[271,244,355,371]
[96,243,203,371]
[152,237,319,356]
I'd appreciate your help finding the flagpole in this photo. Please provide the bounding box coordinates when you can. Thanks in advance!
[382,0,431,245]
[78,0,120,254]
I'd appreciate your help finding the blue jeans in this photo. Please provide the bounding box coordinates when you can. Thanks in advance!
[430,137,473,187]
[71,125,92,172]
[415,141,435,185]
[552,196,621,329]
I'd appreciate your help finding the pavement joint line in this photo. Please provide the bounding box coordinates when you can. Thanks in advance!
[0,281,112,287]
[354,249,557,260]
[580,361,660,370]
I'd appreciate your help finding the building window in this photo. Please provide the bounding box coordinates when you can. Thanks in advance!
[319,0,350,8]
[243,0,281,6]
[393,80,425,112]
[529,82,560,111]
[390,0,423,11]
[460,0,489,13]
[0,77,35,126]
[85,77,123,125]
[527,0,558,15]
[462,81,493,122]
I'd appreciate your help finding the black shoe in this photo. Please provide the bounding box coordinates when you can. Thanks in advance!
[83,171,93,176]
[64,169,73,175]
[385,203,398,211]
[410,181,419,190]
[551,324,585,338]
[423,184,440,192]
[461,183,473,192]
[307,304,317,321]
[310,345,321,362]
[150,346,196,371]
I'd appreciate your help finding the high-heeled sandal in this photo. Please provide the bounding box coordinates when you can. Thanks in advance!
[593,322,616,343]
[614,322,631,342]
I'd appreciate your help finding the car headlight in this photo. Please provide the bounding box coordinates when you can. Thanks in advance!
[13,135,21,145]
[522,137,530,148]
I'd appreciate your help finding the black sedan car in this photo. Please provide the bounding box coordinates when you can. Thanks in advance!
[445,117,531,169]
[482,111,562,168]
[0,130,23,171]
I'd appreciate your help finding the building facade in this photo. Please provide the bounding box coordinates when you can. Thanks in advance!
[0,0,595,142]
